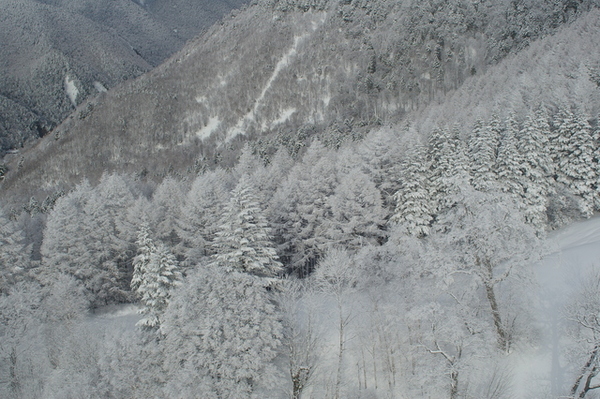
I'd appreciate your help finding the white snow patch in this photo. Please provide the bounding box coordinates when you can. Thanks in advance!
[93,81,107,93]
[269,108,296,128]
[196,116,221,140]
[226,14,326,142]
[195,96,208,105]
[64,75,79,106]
[227,35,307,140]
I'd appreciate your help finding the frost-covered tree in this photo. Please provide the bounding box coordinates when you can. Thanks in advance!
[313,248,358,399]
[212,175,283,278]
[428,126,470,213]
[433,186,540,352]
[131,223,181,329]
[147,177,187,248]
[42,175,136,306]
[178,168,232,262]
[495,114,525,199]
[83,173,136,303]
[41,181,96,296]
[162,264,284,398]
[270,141,338,275]
[565,272,600,399]
[390,143,434,237]
[469,117,500,191]
[0,207,30,294]
[358,128,404,209]
[326,168,386,251]
[517,111,553,230]
[0,282,47,398]
[554,109,597,217]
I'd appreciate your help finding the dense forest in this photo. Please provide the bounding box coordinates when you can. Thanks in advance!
[3,1,600,398]
[2,103,600,397]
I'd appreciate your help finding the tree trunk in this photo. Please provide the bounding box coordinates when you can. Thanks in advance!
[9,347,20,398]
[335,296,345,399]
[450,369,459,399]
[485,282,509,352]
[571,345,600,398]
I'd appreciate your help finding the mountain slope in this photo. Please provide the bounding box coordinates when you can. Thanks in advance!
[0,0,248,153]
[2,0,599,202]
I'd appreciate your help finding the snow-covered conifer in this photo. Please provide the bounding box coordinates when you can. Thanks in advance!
[469,117,499,191]
[517,111,553,229]
[269,141,338,275]
[212,175,283,277]
[554,109,596,217]
[0,207,29,293]
[495,114,524,199]
[131,223,181,329]
[162,265,283,398]
[390,143,433,237]
[178,168,232,261]
[326,168,386,250]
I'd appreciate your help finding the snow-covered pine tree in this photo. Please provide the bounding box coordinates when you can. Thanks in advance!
[41,180,104,304]
[0,207,30,294]
[358,128,404,210]
[212,175,283,278]
[83,173,136,304]
[390,143,434,237]
[131,223,181,329]
[554,109,596,217]
[161,264,284,398]
[469,116,500,192]
[495,113,525,200]
[427,126,469,214]
[326,168,386,250]
[269,140,338,276]
[517,111,553,230]
[147,177,186,248]
[178,168,232,262]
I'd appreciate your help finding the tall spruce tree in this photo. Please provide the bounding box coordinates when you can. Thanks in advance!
[212,175,283,278]
[469,117,500,192]
[0,207,29,294]
[390,143,434,237]
[131,223,181,329]
[518,111,553,230]
[496,114,525,199]
[554,109,596,217]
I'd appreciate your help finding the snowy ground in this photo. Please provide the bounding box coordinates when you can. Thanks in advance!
[514,216,600,398]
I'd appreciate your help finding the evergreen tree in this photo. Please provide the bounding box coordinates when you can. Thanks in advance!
[326,168,386,250]
[131,224,181,329]
[428,126,469,214]
[162,265,283,398]
[390,143,434,237]
[0,207,29,294]
[495,114,525,199]
[269,141,338,276]
[178,168,233,262]
[554,109,596,217]
[212,175,283,278]
[517,111,553,230]
[358,128,404,210]
[148,177,187,248]
[469,116,500,191]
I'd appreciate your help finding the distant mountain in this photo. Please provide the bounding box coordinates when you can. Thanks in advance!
[0,0,249,153]
[2,0,599,203]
